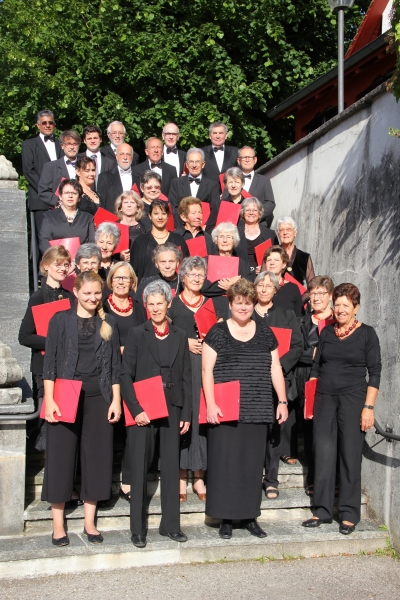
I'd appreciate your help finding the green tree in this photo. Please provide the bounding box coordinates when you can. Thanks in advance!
[0,0,369,171]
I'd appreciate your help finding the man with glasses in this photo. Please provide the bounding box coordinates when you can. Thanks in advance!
[236,146,275,227]
[101,120,139,166]
[201,121,238,184]
[97,143,136,212]
[131,137,177,197]
[162,123,186,176]
[169,148,219,228]
[22,110,64,234]
[38,130,81,208]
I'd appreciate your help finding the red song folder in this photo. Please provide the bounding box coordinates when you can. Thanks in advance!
[62,273,76,293]
[32,299,71,337]
[269,327,292,358]
[159,193,168,201]
[186,236,208,258]
[255,238,273,266]
[131,183,140,195]
[304,379,318,420]
[207,255,239,282]
[283,272,307,296]
[166,211,175,232]
[198,380,240,424]
[40,379,82,423]
[94,207,119,228]
[219,173,225,192]
[114,223,130,254]
[54,176,67,198]
[123,375,169,426]
[215,201,242,227]
[318,319,336,334]
[49,237,81,261]
[194,299,217,339]
[201,202,211,227]
[242,189,252,199]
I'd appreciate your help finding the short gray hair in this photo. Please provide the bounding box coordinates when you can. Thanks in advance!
[211,222,240,247]
[254,270,280,291]
[107,120,126,134]
[36,110,55,123]
[95,222,121,248]
[276,216,298,234]
[186,147,205,161]
[75,243,101,265]
[152,242,183,264]
[209,121,228,134]
[224,167,245,184]
[179,256,207,280]
[143,279,172,304]
[240,197,264,221]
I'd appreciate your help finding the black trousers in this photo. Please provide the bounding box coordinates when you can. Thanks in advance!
[127,398,181,536]
[42,393,113,504]
[312,388,366,525]
[264,421,281,488]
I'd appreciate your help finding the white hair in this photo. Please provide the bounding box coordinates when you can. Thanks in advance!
[209,121,228,134]
[186,147,205,161]
[276,216,298,233]
[107,120,126,134]
[95,222,121,248]
[211,222,240,247]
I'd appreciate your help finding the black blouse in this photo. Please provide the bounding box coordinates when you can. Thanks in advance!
[74,315,101,396]
[39,208,95,255]
[274,282,303,317]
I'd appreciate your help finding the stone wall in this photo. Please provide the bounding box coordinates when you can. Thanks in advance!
[258,84,400,549]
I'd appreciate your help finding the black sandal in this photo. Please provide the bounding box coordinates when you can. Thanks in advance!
[281,456,298,465]
[305,485,314,496]
[265,487,279,499]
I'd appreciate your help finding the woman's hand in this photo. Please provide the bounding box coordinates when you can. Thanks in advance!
[135,411,150,426]
[108,398,122,423]
[361,407,374,432]
[276,403,288,424]
[120,250,130,262]
[67,262,76,276]
[180,421,190,435]
[188,338,203,354]
[207,403,223,425]
[44,398,61,423]
[255,266,261,275]
[217,276,241,291]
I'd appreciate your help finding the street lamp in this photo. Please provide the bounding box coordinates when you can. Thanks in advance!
[328,0,355,113]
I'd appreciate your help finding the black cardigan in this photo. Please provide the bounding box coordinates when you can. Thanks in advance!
[130,231,189,283]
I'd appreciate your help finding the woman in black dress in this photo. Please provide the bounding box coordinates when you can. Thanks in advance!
[95,221,120,281]
[302,283,381,535]
[261,246,303,316]
[76,156,101,216]
[210,222,251,279]
[39,179,95,255]
[42,271,121,546]
[276,216,315,289]
[135,243,183,301]
[202,279,288,539]
[114,190,147,263]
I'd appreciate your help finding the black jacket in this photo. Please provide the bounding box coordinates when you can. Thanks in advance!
[77,151,115,177]
[43,308,121,404]
[162,147,187,176]
[120,321,192,421]
[130,231,189,283]
[22,135,63,210]
[38,157,71,208]
[131,160,178,197]
[97,164,125,213]
[101,145,139,166]
[39,208,95,255]
[200,145,239,183]
[168,175,220,228]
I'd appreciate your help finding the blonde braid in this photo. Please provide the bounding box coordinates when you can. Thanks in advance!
[97,303,113,341]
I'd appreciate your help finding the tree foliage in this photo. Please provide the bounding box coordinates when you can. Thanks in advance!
[388,0,400,114]
[0,0,369,170]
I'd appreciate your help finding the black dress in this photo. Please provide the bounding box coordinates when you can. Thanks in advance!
[274,282,303,317]
[78,192,102,216]
[103,297,147,347]
[39,208,95,255]
[204,321,278,520]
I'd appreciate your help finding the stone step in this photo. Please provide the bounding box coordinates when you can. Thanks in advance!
[24,489,368,535]
[0,520,387,579]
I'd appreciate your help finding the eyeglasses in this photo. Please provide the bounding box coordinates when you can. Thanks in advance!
[244,209,259,214]
[63,142,80,147]
[187,161,203,166]
[164,132,179,136]
[113,276,131,282]
[110,131,125,136]
[144,185,161,191]
[309,292,328,299]
[279,228,294,233]
[186,274,206,280]
[40,120,54,125]
[218,235,233,241]
[238,156,256,160]
[53,263,70,270]
[80,261,99,268]
[257,284,275,290]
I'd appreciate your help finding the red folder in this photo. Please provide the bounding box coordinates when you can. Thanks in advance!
[54,176,67,198]
[49,237,81,261]
[269,326,292,358]
[215,201,242,227]
[242,189,252,199]
[207,255,239,282]
[186,236,208,258]
[62,273,76,293]
[255,239,273,266]
[284,272,307,296]
[201,202,211,227]
[199,380,240,424]
[131,183,140,195]
[123,375,169,426]
[159,193,168,201]
[32,299,71,337]
[318,319,336,334]
[304,379,318,420]
[166,211,175,232]
[94,207,119,228]
[194,299,217,339]
[219,173,225,192]
[114,223,130,254]
[40,379,82,423]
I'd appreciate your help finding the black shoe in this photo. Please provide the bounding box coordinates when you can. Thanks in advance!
[242,519,267,538]
[131,534,147,548]
[83,528,104,544]
[219,520,232,539]
[97,499,110,508]
[159,530,188,543]
[119,488,131,503]
[52,534,69,547]
[302,518,333,528]
[339,523,355,535]
[65,498,84,508]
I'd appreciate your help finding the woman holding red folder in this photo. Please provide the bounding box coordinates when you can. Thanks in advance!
[202,279,288,540]
[261,246,303,317]
[210,222,252,280]
[236,198,277,278]
[276,217,315,289]
[42,271,121,547]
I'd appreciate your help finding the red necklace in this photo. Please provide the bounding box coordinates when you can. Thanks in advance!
[153,322,169,337]
[108,294,133,314]
[313,311,334,321]
[180,292,204,309]
[334,318,358,338]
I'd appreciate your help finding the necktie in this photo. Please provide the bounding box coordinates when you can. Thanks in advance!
[244,174,252,179]
[91,155,98,184]
[188,177,201,184]
[213,146,224,152]
[151,162,161,168]
[44,134,55,142]
[66,160,76,166]
[90,154,97,161]
[166,147,177,154]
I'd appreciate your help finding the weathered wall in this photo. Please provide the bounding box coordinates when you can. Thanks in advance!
[259,84,400,549]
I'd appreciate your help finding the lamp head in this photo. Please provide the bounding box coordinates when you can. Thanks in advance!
[328,0,355,10]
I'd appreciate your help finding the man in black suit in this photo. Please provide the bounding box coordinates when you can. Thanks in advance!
[22,110,63,233]
[38,130,81,208]
[97,143,135,213]
[78,125,114,187]
[169,148,219,228]
[201,121,238,184]
[237,146,275,227]
[162,123,186,176]
[131,138,177,197]
[101,120,139,166]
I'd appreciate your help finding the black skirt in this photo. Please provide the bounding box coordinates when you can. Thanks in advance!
[206,421,267,520]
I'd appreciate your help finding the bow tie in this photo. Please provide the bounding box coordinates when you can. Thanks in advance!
[66,159,76,166]
[44,134,55,142]
[188,177,201,184]
[151,162,162,169]
[244,174,252,179]
[213,146,224,152]
[166,147,177,154]
[119,167,132,175]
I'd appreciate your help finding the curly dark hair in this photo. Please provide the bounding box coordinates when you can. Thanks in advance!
[332,283,360,307]
[226,279,257,305]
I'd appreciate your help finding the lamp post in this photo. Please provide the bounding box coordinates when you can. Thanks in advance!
[328,0,355,113]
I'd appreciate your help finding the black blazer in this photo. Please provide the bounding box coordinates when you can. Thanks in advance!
[168,175,220,228]
[96,164,125,213]
[101,144,139,166]
[221,173,276,227]
[22,135,63,210]
[201,145,239,183]
[120,321,192,421]
[43,309,121,404]
[130,231,189,283]
[77,152,115,175]
[38,157,71,208]
[131,160,178,197]
[163,147,187,176]
[39,208,95,255]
